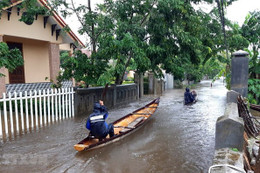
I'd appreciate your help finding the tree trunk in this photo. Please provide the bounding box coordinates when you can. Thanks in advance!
[216,0,229,60]
[115,53,132,85]
[88,0,96,53]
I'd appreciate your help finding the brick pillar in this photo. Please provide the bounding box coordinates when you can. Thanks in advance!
[48,43,60,84]
[231,50,249,97]
[0,35,6,97]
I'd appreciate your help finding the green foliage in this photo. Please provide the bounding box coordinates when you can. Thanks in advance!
[45,71,63,89]
[241,11,260,78]
[50,0,248,87]
[122,81,134,84]
[59,50,110,87]
[203,57,224,79]
[185,64,203,82]
[248,79,260,104]
[0,42,23,77]
[231,148,239,152]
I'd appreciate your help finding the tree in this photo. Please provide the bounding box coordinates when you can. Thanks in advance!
[53,0,246,86]
[60,50,110,87]
[241,11,260,79]
[0,42,23,77]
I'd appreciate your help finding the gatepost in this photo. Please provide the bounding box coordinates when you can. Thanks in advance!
[134,72,144,98]
[231,50,249,97]
[148,72,154,94]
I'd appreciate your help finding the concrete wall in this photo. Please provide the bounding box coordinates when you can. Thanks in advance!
[74,84,138,116]
[210,102,245,173]
[215,103,244,151]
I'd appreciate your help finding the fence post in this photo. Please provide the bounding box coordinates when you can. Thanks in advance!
[25,91,29,131]
[39,90,42,127]
[68,88,72,118]
[47,89,51,123]
[58,88,62,120]
[3,93,8,136]
[65,88,68,118]
[34,90,38,127]
[30,91,34,128]
[51,89,54,122]
[43,90,47,125]
[8,92,14,135]
[72,88,75,117]
[55,89,58,121]
[14,92,19,134]
[61,88,65,119]
[20,92,24,132]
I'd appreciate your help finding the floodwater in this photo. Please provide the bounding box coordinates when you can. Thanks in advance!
[0,79,227,173]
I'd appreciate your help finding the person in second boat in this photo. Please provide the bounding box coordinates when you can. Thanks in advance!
[86,100,114,141]
[184,87,196,105]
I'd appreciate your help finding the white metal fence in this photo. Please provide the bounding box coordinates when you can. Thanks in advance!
[0,87,74,139]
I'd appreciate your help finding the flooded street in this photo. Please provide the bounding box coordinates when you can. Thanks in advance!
[0,79,227,173]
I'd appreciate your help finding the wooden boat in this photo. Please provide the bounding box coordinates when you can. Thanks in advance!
[74,97,160,152]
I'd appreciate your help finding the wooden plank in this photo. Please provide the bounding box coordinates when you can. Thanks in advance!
[119,117,145,133]
[132,113,152,115]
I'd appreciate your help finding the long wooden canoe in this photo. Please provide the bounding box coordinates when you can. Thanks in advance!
[74,97,160,152]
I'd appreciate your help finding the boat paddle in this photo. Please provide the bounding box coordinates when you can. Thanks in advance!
[101,83,109,102]
[114,125,134,129]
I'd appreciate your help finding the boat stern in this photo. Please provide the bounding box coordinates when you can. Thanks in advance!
[74,144,88,151]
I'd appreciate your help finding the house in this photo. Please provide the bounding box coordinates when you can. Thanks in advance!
[0,0,85,96]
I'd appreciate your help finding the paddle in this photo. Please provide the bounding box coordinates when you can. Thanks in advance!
[101,83,109,102]
[114,125,134,129]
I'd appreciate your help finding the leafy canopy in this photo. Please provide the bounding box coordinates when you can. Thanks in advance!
[0,43,23,77]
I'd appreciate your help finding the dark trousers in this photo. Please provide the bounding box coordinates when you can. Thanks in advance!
[97,124,114,141]
[107,124,114,138]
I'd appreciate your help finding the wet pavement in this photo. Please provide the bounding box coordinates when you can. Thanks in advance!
[0,79,227,173]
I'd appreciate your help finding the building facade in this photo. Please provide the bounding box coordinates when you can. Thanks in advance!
[0,0,84,95]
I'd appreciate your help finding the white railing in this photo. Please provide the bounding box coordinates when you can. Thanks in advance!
[0,87,74,139]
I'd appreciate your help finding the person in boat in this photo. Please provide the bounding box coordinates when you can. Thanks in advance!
[184,87,195,105]
[86,100,114,140]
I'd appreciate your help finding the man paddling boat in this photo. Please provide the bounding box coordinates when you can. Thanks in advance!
[86,100,115,141]
[184,88,197,105]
